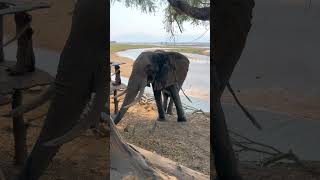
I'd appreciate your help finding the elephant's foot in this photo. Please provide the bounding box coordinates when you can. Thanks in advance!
[157,116,166,122]
[177,116,187,122]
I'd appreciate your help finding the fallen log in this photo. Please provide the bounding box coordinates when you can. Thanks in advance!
[130,144,210,180]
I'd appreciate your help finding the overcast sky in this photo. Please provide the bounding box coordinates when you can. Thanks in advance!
[110,2,210,43]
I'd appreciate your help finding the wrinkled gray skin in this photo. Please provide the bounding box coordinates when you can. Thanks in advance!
[17,0,107,179]
[113,50,189,124]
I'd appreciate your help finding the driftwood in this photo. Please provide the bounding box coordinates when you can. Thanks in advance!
[130,144,209,180]
[110,119,169,179]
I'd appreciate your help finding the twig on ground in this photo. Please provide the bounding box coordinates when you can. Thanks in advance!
[230,129,320,176]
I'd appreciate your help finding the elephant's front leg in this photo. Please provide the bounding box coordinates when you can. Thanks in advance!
[153,89,166,121]
[168,84,186,122]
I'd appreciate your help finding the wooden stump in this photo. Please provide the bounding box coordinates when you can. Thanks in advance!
[113,90,118,114]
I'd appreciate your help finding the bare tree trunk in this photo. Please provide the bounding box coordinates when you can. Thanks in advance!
[212,0,255,179]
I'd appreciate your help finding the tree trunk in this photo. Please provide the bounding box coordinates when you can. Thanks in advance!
[212,0,255,179]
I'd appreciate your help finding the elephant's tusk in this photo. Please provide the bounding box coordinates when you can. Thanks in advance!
[43,92,101,146]
[123,86,145,109]
[5,85,54,118]
[113,89,127,98]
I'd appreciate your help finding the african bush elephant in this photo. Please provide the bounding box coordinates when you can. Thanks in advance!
[113,50,190,124]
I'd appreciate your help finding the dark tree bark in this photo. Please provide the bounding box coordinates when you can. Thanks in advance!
[166,0,210,20]
[212,0,255,179]
[165,0,254,179]
[17,0,107,179]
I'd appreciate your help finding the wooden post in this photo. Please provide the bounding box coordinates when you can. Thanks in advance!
[8,12,35,75]
[113,65,121,114]
[12,90,27,165]
[113,90,118,114]
[0,3,5,62]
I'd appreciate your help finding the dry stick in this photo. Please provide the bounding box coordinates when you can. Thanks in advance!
[227,82,262,130]
[229,130,320,176]
[2,23,30,47]
[230,130,281,154]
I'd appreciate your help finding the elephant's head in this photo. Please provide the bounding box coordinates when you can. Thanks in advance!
[113,50,189,124]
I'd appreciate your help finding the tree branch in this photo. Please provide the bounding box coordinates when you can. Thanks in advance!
[166,0,210,21]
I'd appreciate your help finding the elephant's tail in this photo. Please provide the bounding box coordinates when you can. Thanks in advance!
[226,82,262,130]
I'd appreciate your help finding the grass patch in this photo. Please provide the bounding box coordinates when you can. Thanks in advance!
[110,44,159,53]
[168,47,208,55]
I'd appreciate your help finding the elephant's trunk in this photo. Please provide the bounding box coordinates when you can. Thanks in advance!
[123,86,145,109]
[113,76,146,124]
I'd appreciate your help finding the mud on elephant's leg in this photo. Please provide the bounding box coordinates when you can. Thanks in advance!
[153,89,166,121]
[168,84,186,122]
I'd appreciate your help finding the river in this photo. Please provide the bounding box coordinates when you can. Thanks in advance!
[116,48,210,112]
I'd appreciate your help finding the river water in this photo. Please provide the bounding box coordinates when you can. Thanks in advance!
[116,48,210,112]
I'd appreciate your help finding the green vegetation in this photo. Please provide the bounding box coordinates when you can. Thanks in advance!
[110,44,159,53]
[168,46,208,55]
[110,43,209,55]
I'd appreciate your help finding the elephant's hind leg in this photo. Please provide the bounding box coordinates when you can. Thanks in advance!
[168,84,186,122]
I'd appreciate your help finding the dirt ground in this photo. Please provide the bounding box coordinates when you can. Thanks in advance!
[111,97,211,175]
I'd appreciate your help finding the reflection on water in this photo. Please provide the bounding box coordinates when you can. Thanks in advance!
[116,48,210,112]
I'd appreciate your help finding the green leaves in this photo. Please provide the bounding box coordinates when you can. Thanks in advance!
[111,0,209,36]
